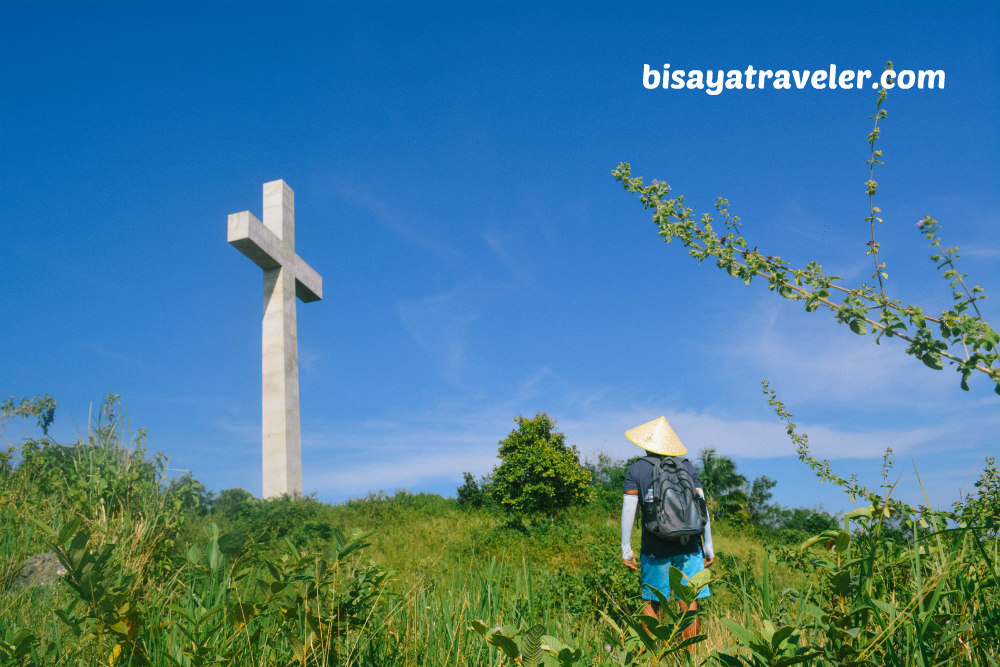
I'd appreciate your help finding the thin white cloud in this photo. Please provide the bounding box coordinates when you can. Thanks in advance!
[558,407,953,463]
[516,365,555,401]
[299,348,323,375]
[308,452,497,499]
[484,231,533,284]
[396,288,480,382]
[213,417,259,444]
[959,245,1000,260]
[293,388,990,503]
[714,294,962,407]
[329,177,458,262]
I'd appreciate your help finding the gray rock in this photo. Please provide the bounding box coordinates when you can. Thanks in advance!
[10,552,67,591]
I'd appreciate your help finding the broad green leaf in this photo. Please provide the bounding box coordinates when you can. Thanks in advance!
[773,652,822,667]
[540,635,569,654]
[922,352,943,370]
[556,648,583,667]
[801,602,826,620]
[721,618,769,657]
[771,625,796,650]
[844,506,873,520]
[649,584,672,610]
[687,567,711,591]
[489,633,520,660]
[713,652,744,667]
[522,624,546,667]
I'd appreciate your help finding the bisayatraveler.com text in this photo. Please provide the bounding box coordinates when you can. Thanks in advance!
[643,64,945,95]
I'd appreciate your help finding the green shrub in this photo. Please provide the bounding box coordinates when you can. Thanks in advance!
[490,413,593,522]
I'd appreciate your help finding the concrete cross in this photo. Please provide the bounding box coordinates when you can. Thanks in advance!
[228,180,322,498]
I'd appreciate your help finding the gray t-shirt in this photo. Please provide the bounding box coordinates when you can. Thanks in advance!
[624,455,704,558]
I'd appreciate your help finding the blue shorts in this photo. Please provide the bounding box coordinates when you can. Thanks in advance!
[640,552,711,601]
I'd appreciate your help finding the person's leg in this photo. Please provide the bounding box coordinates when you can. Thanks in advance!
[677,599,699,639]
[674,552,710,644]
[638,554,666,636]
[640,600,660,636]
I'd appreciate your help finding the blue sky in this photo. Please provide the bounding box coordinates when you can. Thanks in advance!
[2,1,998,515]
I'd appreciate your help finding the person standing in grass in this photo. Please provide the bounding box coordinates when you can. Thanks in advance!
[620,416,714,639]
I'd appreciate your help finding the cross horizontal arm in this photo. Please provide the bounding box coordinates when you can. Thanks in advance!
[229,210,323,303]
[295,256,322,302]
[228,211,282,270]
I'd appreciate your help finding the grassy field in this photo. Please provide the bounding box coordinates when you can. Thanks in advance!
[2,398,999,666]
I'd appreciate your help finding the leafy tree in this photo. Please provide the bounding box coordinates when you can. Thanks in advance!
[489,413,593,521]
[209,487,258,521]
[696,448,747,519]
[746,475,777,524]
[583,452,640,512]
[1,394,57,436]
[456,472,489,508]
[760,505,839,543]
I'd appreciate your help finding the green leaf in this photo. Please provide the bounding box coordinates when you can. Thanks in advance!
[522,624,546,667]
[660,634,708,657]
[716,654,746,667]
[556,648,583,667]
[687,567,711,591]
[649,584,672,611]
[921,352,943,370]
[849,319,867,335]
[597,610,623,637]
[54,610,80,636]
[773,653,822,667]
[721,618,769,658]
[844,506,873,520]
[490,633,521,660]
[800,602,826,620]
[771,625,796,650]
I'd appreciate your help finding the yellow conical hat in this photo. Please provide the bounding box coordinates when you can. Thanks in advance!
[625,416,686,456]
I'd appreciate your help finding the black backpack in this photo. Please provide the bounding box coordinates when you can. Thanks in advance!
[640,456,707,544]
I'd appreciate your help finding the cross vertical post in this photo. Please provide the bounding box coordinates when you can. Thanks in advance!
[228,180,322,498]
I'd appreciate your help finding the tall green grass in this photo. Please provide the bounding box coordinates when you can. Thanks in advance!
[2,395,998,665]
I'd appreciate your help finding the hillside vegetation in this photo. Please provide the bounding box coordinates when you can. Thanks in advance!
[2,395,998,666]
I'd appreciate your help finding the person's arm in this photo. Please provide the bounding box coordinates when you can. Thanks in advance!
[695,487,714,566]
[621,490,639,570]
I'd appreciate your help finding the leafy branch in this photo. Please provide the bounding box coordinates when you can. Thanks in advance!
[865,62,892,298]
[762,379,913,516]
[610,165,998,394]
[614,62,999,394]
